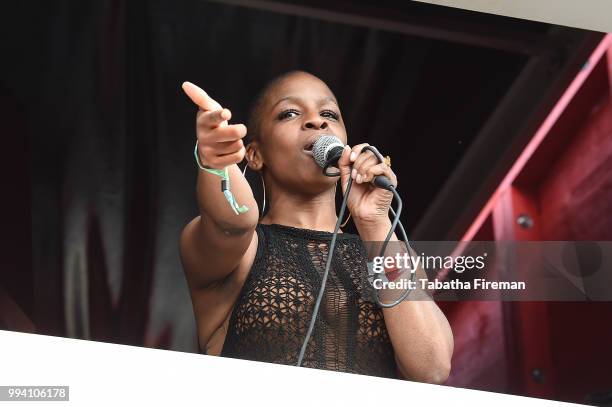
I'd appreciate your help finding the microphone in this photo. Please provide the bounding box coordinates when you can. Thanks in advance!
[312,135,344,169]
[312,135,394,190]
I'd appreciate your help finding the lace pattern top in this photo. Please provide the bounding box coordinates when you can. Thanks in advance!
[220,223,398,378]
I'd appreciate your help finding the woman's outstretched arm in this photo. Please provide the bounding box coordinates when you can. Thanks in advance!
[179,82,259,291]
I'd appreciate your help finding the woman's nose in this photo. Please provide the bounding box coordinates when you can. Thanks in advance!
[303,117,328,130]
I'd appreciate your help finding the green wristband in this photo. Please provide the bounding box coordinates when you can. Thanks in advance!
[194,140,249,215]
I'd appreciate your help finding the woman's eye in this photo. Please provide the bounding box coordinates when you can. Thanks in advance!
[321,110,340,120]
[278,109,300,120]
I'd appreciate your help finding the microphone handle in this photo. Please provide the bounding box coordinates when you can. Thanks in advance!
[326,146,394,191]
[372,175,394,191]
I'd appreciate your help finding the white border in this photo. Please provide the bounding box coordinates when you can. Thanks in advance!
[0,330,585,406]
[413,0,612,33]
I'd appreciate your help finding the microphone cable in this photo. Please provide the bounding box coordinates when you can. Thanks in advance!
[296,145,416,367]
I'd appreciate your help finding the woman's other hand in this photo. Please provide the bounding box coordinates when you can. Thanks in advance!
[337,143,397,233]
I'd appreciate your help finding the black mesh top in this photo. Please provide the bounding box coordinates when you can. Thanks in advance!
[220,223,398,378]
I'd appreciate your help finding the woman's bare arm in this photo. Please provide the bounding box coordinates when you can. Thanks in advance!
[359,223,454,384]
[179,82,259,292]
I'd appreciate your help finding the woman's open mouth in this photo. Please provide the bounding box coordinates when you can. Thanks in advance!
[302,142,315,155]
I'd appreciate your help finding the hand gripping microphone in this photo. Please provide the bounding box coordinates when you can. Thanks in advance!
[312,135,394,190]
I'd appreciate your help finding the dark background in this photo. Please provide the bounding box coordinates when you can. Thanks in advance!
[1,0,610,404]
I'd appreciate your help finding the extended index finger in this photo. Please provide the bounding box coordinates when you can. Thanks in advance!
[182,81,222,111]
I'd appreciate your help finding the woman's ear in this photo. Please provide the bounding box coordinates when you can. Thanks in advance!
[245,142,264,171]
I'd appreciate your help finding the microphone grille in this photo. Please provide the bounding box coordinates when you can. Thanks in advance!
[312,135,344,168]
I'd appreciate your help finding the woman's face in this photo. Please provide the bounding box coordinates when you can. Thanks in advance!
[256,73,347,194]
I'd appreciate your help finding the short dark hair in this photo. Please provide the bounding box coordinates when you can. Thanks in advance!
[245,70,312,145]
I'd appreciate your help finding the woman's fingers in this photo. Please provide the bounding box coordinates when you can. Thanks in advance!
[198,142,246,168]
[351,144,378,183]
[349,145,397,186]
[212,148,247,168]
[197,124,247,168]
[352,155,378,182]
[352,147,377,169]
[350,143,378,181]
[182,81,222,111]
[337,145,353,188]
[215,124,247,142]
[349,143,370,163]
[361,163,397,186]
[201,139,244,156]
[200,124,247,143]
[198,108,231,129]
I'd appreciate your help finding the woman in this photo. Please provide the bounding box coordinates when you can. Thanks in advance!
[179,71,453,382]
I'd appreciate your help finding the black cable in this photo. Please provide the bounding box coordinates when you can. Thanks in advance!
[296,176,352,367]
[375,190,417,308]
[360,146,416,307]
